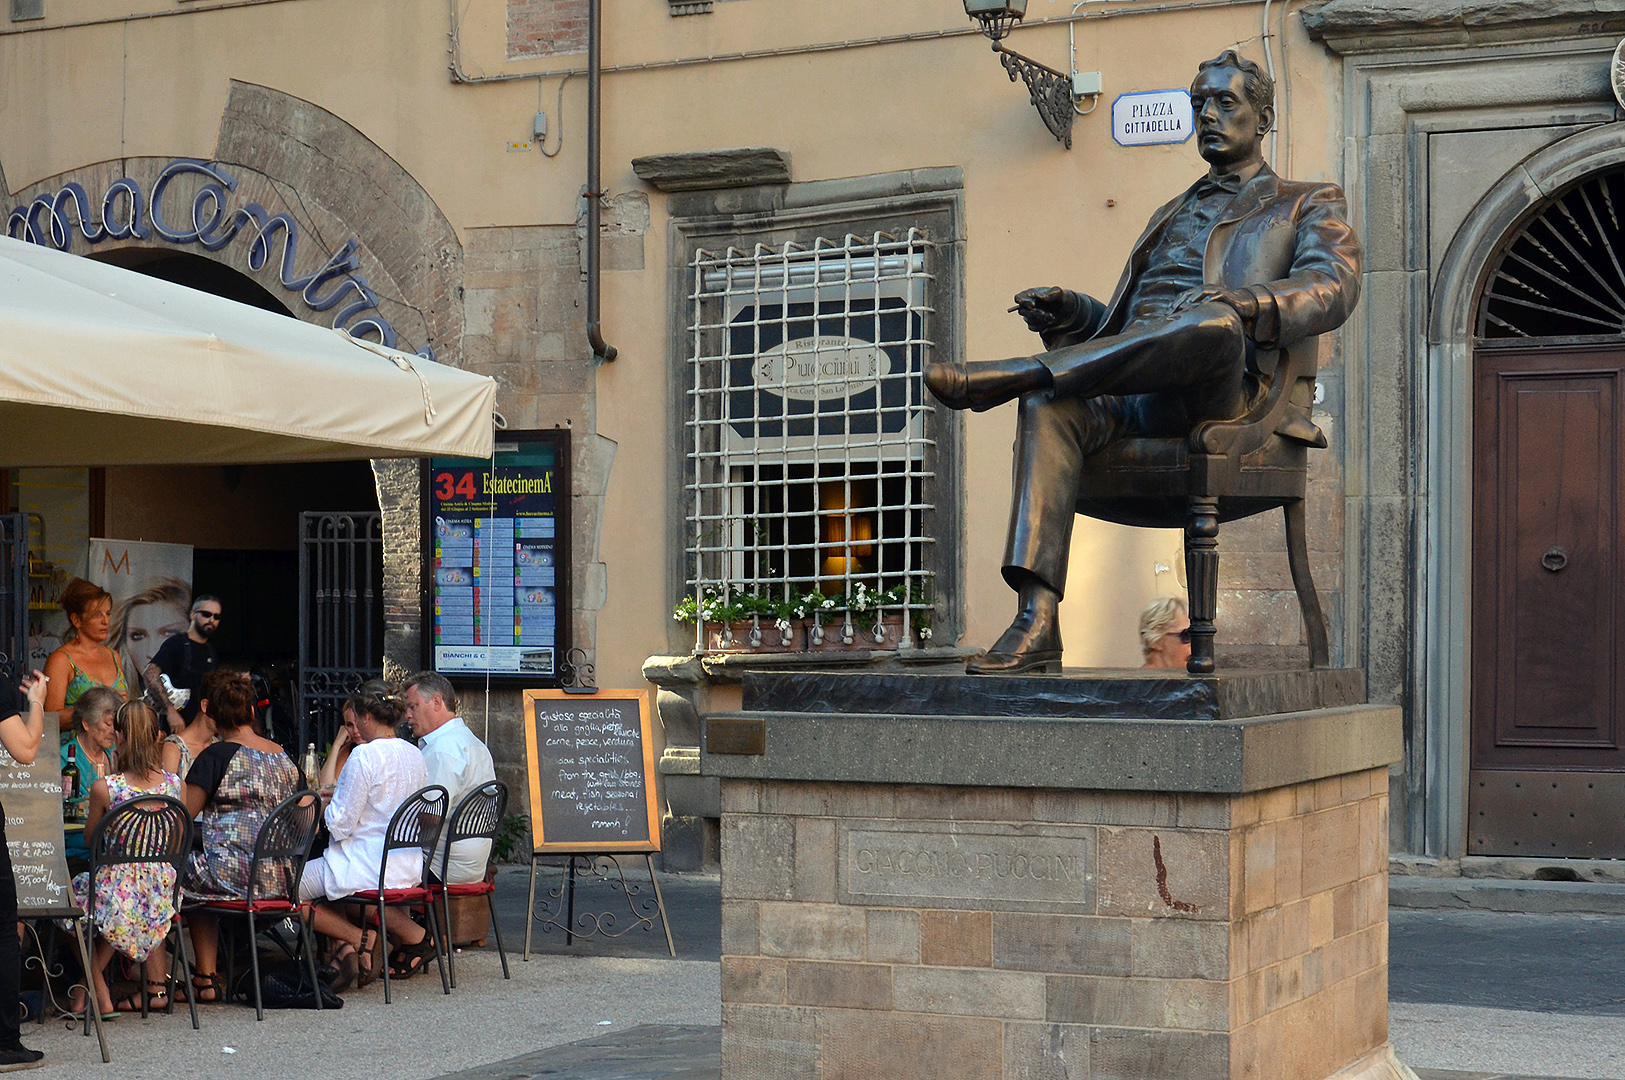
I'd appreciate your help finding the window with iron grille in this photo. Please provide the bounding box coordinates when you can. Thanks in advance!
[683,229,938,651]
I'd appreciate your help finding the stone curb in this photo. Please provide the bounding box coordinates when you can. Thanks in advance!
[1391,875,1625,915]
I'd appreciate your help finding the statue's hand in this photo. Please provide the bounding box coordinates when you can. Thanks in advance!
[1172,285,1258,322]
[1010,286,1069,333]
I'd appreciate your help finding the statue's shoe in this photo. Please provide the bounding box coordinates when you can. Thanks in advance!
[924,358,1051,412]
[966,616,1063,675]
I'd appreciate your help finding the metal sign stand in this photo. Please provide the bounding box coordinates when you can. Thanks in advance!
[522,852,675,958]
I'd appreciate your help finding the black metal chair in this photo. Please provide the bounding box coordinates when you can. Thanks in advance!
[185,789,323,1020]
[1072,336,1330,673]
[77,793,198,1062]
[429,781,510,988]
[330,784,449,1003]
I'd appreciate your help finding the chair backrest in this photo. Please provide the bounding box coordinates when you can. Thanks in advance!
[378,784,448,888]
[438,781,508,881]
[245,789,322,905]
[85,793,192,912]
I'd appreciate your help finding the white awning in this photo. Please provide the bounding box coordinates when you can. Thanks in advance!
[0,235,496,467]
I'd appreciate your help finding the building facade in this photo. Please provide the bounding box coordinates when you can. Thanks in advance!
[5,0,1620,873]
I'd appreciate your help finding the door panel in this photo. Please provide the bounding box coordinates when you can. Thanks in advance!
[1471,345,1625,856]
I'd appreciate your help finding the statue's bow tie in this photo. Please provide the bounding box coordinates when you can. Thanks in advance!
[1194,173,1243,198]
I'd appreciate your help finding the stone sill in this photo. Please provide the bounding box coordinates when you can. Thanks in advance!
[1392,853,1625,883]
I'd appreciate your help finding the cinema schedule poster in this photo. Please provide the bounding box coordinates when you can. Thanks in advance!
[425,431,569,681]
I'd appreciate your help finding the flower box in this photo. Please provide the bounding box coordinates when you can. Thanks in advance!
[705,618,798,653]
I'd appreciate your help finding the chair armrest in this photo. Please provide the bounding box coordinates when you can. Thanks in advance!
[1188,339,1323,457]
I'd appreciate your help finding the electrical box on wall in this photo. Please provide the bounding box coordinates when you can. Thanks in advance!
[1073,71,1102,98]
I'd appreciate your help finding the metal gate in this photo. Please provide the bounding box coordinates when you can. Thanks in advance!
[298,511,384,752]
[0,514,33,682]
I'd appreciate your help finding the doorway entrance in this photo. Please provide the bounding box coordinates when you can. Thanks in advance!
[1469,167,1625,857]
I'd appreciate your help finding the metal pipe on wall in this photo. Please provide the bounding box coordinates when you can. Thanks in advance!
[585,0,617,363]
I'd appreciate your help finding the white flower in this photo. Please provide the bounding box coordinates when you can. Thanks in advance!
[918,626,932,641]
[775,618,791,631]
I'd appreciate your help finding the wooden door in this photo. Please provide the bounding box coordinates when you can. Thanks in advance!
[1470,344,1625,857]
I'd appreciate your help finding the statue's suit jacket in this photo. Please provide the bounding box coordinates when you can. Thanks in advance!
[1040,163,1363,396]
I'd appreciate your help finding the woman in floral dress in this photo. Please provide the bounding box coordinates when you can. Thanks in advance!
[180,670,298,1003]
[66,700,183,1017]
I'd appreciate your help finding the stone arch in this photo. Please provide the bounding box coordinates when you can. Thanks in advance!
[2,81,470,675]
[1430,123,1625,347]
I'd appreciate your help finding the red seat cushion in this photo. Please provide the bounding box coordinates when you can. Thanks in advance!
[443,882,495,897]
[200,899,303,913]
[344,888,431,904]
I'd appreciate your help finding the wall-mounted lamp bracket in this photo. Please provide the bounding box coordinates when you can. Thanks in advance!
[993,43,1076,148]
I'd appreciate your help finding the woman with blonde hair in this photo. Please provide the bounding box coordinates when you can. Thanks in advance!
[65,700,184,1017]
[1139,596,1192,669]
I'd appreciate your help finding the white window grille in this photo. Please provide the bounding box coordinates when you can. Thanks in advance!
[685,228,937,651]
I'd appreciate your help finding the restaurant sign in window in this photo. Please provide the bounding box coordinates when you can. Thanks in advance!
[422,429,570,681]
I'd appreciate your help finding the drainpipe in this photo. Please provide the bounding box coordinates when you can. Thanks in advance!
[585,0,617,363]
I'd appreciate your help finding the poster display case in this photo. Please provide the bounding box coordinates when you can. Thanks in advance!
[422,430,570,683]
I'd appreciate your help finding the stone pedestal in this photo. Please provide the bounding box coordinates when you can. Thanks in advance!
[700,671,1406,1080]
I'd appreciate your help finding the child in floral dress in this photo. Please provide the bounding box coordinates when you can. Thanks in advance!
[66,701,183,1017]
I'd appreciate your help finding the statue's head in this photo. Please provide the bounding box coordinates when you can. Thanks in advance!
[1190,50,1275,169]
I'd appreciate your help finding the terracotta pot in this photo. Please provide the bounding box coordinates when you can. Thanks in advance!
[805,613,907,651]
[706,618,798,652]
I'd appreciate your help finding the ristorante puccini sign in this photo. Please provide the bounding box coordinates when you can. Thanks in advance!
[5,158,423,357]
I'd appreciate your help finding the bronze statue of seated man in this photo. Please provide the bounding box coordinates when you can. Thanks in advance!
[926,49,1362,674]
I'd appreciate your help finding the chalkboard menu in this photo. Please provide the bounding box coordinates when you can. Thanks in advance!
[522,689,660,853]
[424,429,570,682]
[0,715,73,916]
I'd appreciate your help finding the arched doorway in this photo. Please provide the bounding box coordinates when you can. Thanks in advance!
[1468,165,1625,857]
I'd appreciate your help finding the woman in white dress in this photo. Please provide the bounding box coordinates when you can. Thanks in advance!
[301,684,426,989]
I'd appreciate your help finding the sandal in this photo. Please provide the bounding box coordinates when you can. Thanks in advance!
[176,972,218,1004]
[355,928,384,989]
[387,935,436,981]
[321,942,359,993]
[113,981,168,1013]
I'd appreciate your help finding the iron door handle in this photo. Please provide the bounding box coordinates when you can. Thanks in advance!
[1541,546,1568,572]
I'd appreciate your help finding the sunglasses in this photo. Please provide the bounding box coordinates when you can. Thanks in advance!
[196,611,221,621]
[1171,628,1192,644]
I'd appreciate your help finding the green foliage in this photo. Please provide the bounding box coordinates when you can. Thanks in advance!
[492,812,528,863]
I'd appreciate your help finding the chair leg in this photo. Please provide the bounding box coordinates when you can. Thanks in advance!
[377,898,391,1004]
[488,892,509,980]
[442,893,457,990]
[173,916,199,1030]
[247,911,263,1021]
[301,909,324,1013]
[1283,500,1329,668]
[426,902,450,996]
[1185,495,1220,674]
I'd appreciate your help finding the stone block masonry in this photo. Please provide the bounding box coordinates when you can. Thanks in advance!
[718,771,1391,1080]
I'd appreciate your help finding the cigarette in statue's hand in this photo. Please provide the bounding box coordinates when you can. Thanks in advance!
[1007,304,1022,312]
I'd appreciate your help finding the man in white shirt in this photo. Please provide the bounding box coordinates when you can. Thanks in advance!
[403,670,496,884]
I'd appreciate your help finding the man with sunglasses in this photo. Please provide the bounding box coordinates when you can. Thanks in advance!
[145,595,222,730]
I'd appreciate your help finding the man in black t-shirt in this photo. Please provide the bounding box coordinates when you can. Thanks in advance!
[145,595,221,729]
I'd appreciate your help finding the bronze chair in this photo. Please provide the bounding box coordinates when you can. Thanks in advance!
[1072,337,1330,674]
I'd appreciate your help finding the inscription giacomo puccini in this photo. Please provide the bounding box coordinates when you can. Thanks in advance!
[840,822,1095,913]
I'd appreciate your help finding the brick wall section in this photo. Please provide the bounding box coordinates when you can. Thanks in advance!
[508,0,588,59]
[718,771,1388,1080]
